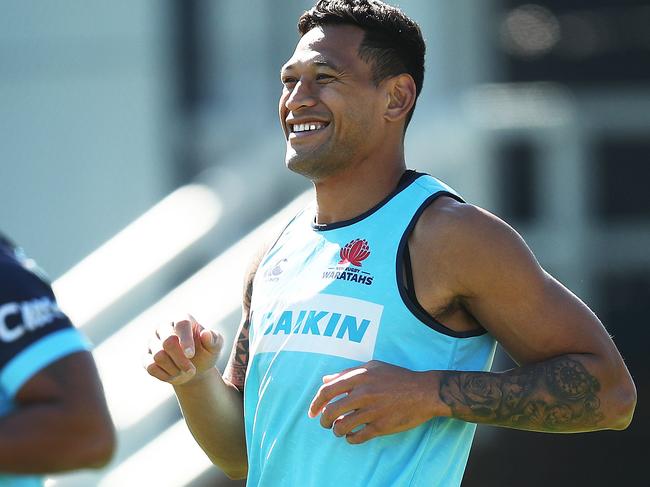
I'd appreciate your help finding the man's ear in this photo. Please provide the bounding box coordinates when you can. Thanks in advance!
[384,74,417,123]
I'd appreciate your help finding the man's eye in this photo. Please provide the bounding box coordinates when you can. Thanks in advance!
[316,74,334,81]
[282,77,297,85]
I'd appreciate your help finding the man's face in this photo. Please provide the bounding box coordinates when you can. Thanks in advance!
[279,24,385,180]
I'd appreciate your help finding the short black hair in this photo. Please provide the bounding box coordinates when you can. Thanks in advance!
[298,0,425,128]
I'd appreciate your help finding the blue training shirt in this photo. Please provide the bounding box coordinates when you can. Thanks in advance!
[0,240,90,486]
[244,171,496,487]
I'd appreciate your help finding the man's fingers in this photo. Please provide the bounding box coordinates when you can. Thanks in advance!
[146,314,220,387]
[145,362,172,382]
[161,334,196,373]
[322,366,354,383]
[320,395,360,429]
[199,328,223,355]
[152,349,181,377]
[145,358,195,385]
[175,318,196,358]
[332,409,375,438]
[346,423,380,445]
[148,327,194,373]
[309,369,365,418]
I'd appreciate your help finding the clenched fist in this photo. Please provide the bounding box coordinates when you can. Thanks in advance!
[145,315,223,386]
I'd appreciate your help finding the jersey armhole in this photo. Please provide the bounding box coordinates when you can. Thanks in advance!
[402,244,417,304]
[396,191,487,339]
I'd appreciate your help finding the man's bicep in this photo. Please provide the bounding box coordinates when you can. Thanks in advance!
[221,218,290,391]
[15,351,108,410]
[457,207,614,365]
[223,241,266,392]
[223,316,250,392]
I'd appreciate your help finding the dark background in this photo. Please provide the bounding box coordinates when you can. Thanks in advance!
[466,1,649,485]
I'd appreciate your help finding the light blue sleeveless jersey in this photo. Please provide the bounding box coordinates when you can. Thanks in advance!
[245,172,496,487]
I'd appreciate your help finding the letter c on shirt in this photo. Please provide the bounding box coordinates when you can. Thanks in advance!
[0,302,24,342]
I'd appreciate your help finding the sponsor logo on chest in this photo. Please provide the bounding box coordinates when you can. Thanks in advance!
[251,293,383,362]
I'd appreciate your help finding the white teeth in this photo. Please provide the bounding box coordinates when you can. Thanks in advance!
[292,122,325,133]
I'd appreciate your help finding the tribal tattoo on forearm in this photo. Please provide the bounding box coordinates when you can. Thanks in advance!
[439,356,604,431]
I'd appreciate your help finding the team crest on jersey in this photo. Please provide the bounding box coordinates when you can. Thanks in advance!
[323,238,374,286]
[339,238,370,266]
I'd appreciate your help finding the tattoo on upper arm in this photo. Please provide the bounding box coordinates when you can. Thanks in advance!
[227,321,249,392]
[440,357,603,431]
[224,271,254,392]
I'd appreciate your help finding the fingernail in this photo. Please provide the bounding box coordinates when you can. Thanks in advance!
[184,347,194,358]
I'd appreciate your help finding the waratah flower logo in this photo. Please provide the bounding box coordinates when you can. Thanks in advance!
[339,239,370,267]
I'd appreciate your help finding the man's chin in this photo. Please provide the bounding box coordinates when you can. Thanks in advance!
[284,146,345,181]
[285,157,328,182]
[286,157,315,179]
[285,151,320,178]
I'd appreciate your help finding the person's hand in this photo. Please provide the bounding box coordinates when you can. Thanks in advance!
[144,314,223,386]
[308,360,441,444]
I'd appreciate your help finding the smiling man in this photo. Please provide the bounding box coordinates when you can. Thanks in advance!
[145,1,636,486]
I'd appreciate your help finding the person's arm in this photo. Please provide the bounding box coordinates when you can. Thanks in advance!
[145,245,264,479]
[309,200,636,443]
[172,338,247,480]
[0,350,115,473]
[432,203,636,432]
[0,256,115,473]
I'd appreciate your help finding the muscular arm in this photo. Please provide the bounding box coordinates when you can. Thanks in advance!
[424,201,636,432]
[0,351,115,473]
[151,244,266,479]
[310,199,636,442]
[439,355,606,432]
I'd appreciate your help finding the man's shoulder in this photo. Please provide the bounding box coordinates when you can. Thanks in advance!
[412,196,529,272]
[0,256,52,304]
[415,197,508,243]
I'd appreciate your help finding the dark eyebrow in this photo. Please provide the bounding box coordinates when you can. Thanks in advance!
[314,60,341,71]
[281,57,342,74]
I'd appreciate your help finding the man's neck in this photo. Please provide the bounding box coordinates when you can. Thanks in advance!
[313,160,407,225]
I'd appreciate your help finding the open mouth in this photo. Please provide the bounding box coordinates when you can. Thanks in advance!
[288,121,330,138]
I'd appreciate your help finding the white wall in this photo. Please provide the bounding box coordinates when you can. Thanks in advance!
[0,0,173,278]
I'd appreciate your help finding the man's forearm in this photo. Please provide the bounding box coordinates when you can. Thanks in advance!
[0,403,113,473]
[173,367,247,479]
[437,354,635,433]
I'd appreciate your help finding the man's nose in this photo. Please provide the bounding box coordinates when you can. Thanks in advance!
[285,79,318,111]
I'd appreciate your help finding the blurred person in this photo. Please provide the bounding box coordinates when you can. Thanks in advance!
[0,233,115,485]
[145,1,636,486]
